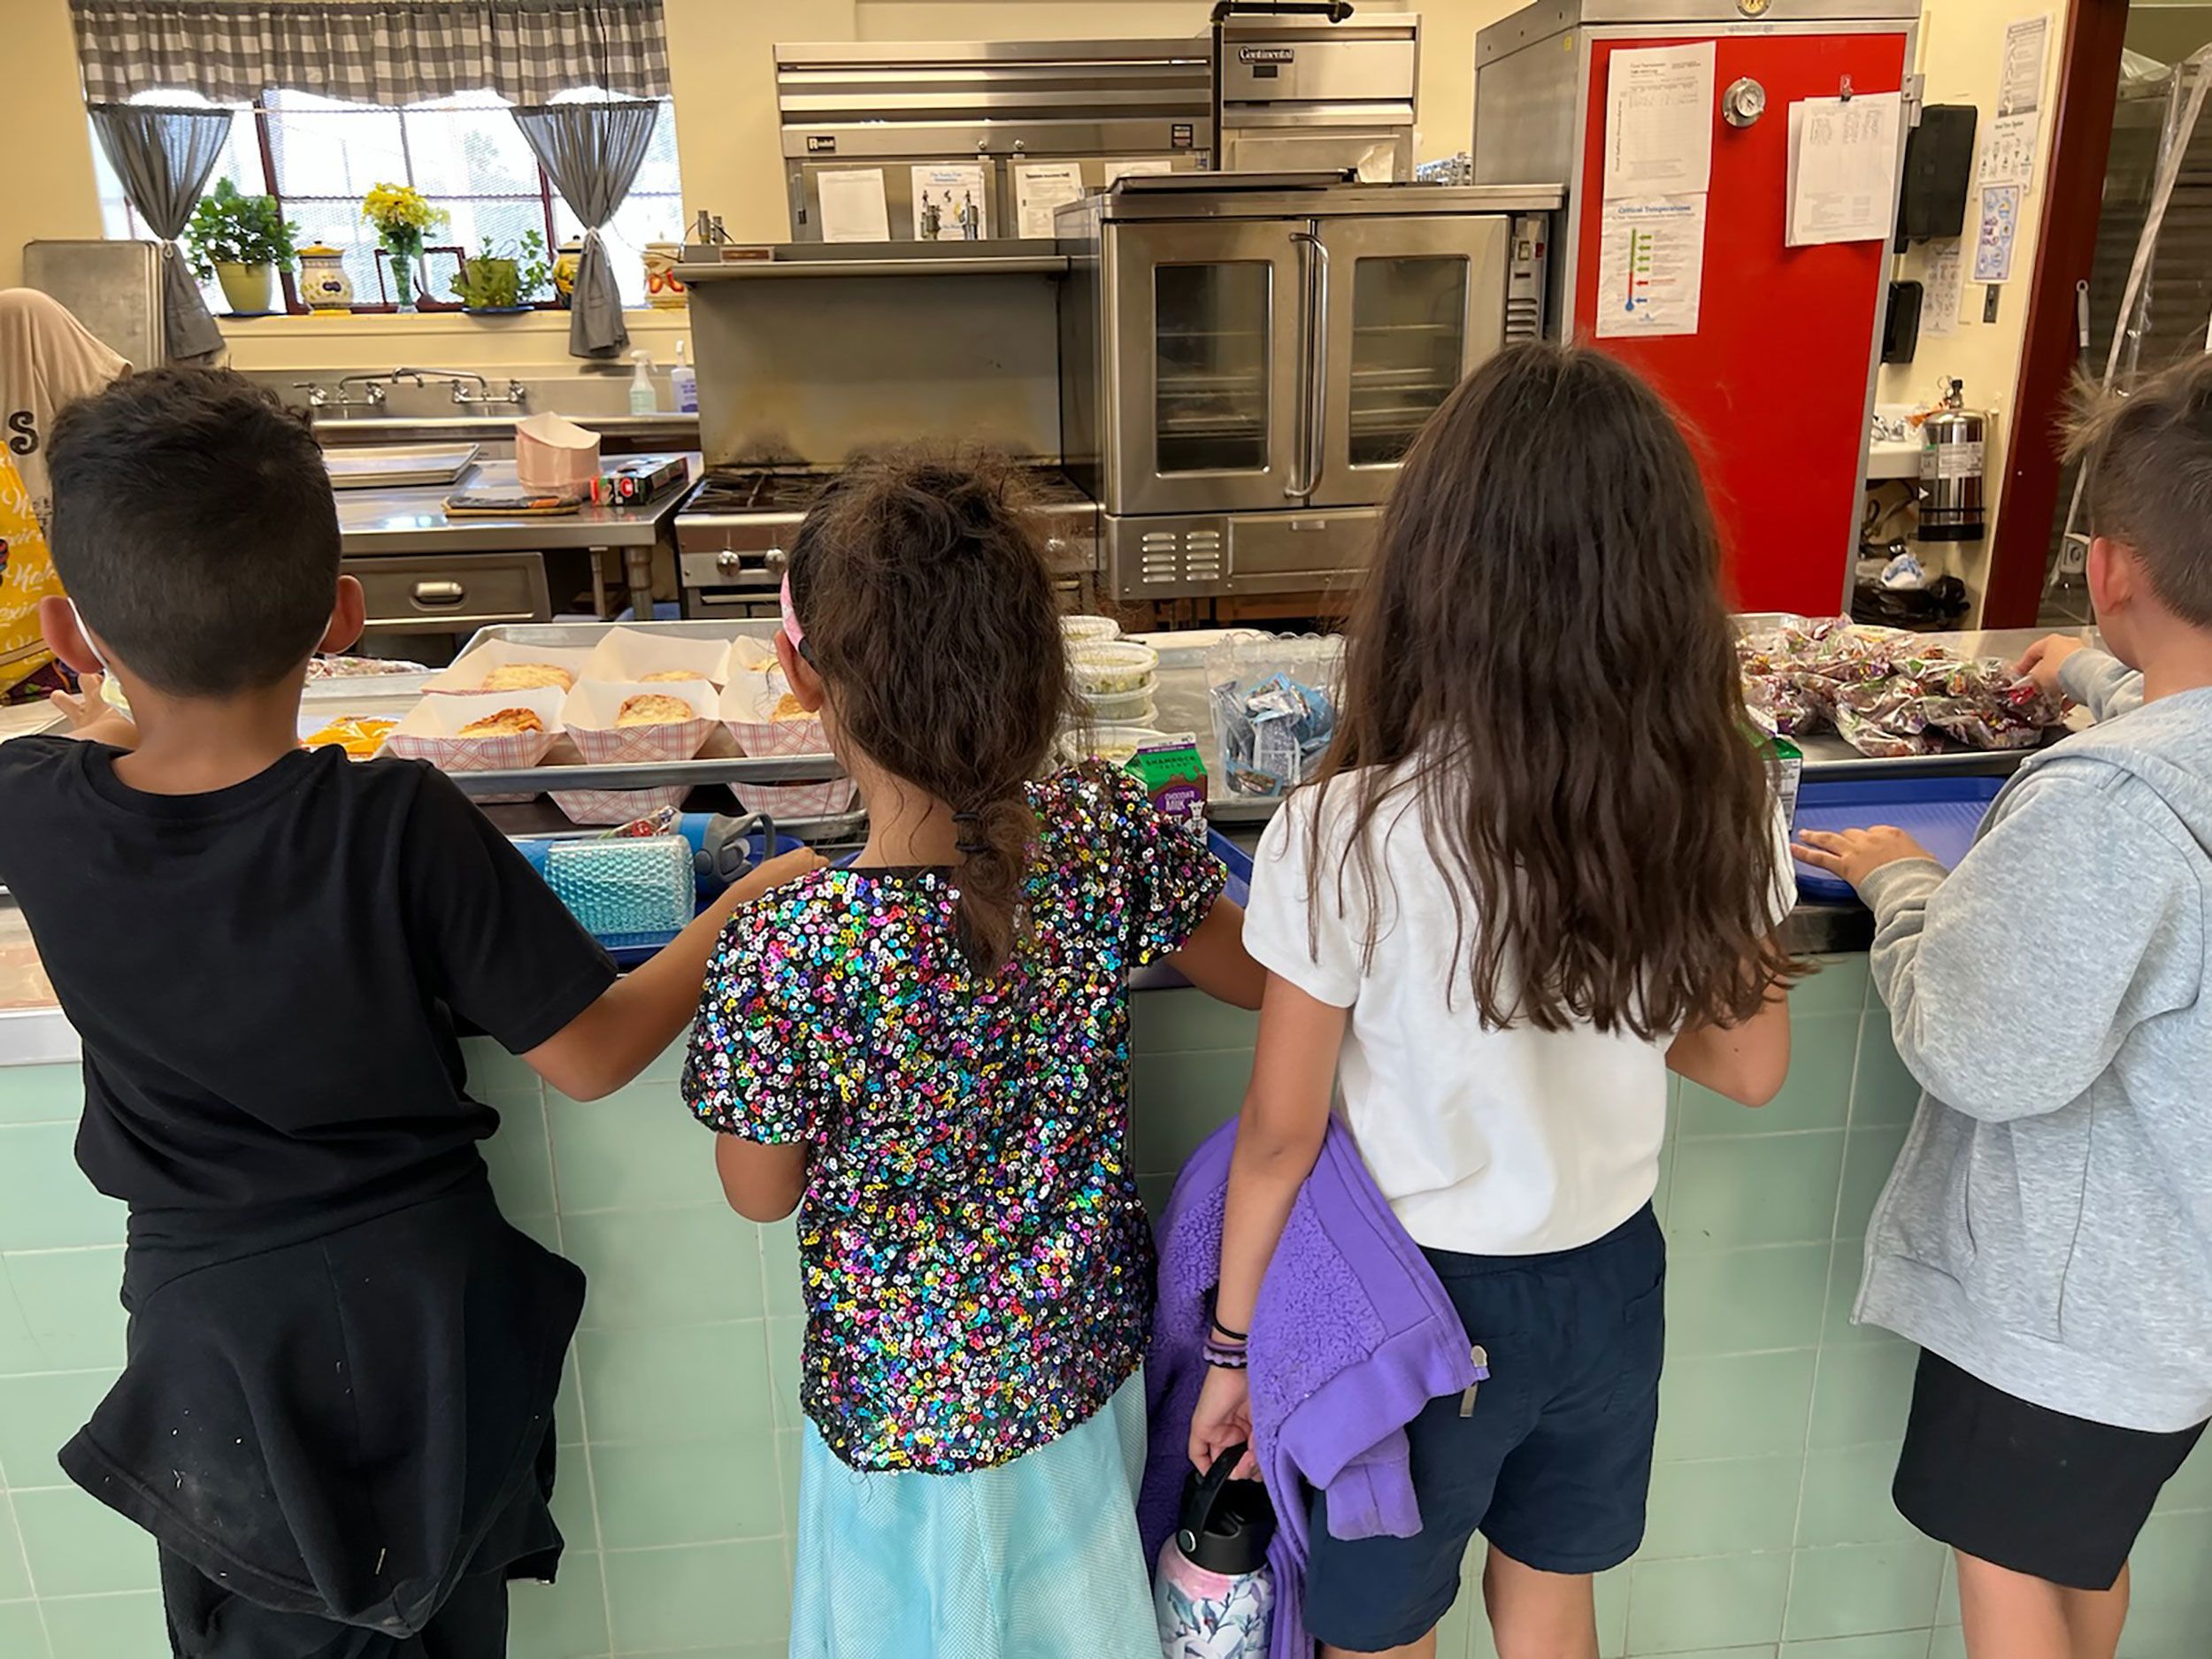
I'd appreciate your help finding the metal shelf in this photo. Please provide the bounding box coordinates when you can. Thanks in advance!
[675,254,1071,281]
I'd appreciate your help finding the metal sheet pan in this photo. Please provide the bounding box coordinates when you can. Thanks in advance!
[324,444,481,490]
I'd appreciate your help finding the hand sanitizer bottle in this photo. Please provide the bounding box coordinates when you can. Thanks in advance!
[627,349,657,415]
[670,340,699,414]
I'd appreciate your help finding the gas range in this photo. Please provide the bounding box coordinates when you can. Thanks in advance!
[673,464,1100,615]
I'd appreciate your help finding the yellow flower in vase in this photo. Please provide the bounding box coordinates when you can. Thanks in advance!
[360,182,449,310]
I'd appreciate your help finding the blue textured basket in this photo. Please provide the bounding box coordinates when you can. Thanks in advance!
[1793,776,2004,905]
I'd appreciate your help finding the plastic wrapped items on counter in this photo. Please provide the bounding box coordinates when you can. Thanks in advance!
[1205,634,1344,800]
[1735,618,2064,758]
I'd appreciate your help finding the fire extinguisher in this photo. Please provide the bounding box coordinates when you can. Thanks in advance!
[1917,379,1990,544]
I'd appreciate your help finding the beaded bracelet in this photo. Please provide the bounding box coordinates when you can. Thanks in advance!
[1202,1339,1249,1371]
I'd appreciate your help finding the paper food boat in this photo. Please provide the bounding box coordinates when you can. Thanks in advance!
[731,776,859,822]
[544,680,719,825]
[580,626,733,687]
[719,637,830,757]
[515,412,600,495]
[423,638,593,697]
[382,688,565,799]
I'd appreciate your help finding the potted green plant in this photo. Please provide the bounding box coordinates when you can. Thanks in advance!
[449,232,553,314]
[183,179,300,316]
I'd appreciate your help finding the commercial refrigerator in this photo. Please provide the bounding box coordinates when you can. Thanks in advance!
[1475,0,1919,616]
[773,37,1212,242]
[1057,174,1558,601]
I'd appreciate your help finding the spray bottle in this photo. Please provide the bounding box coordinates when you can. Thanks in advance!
[670,339,698,414]
[627,349,658,415]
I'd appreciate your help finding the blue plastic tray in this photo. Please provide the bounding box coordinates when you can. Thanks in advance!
[1793,776,2003,904]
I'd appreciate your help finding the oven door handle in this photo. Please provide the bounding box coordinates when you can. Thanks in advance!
[1287,230,1328,501]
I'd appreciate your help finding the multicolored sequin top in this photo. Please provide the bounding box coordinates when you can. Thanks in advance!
[684,765,1226,1474]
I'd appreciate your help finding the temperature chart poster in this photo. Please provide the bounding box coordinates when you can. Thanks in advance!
[1596,194,1708,337]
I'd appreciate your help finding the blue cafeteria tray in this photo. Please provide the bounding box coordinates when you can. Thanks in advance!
[1793,776,2004,904]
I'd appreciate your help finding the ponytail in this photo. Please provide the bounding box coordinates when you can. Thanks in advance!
[951,790,1038,972]
[787,447,1069,976]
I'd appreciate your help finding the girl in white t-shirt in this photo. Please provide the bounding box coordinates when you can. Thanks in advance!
[1190,341,1797,1659]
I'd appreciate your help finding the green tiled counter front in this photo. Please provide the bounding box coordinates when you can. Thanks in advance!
[2,959,2209,1658]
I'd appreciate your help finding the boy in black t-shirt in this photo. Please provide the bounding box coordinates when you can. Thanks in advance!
[0,367,818,1656]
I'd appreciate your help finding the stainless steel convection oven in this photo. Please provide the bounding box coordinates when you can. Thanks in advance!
[1056,174,1559,603]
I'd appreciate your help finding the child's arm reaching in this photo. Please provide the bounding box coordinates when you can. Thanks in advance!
[1667,972,1793,1106]
[2017,634,2142,721]
[1188,972,1347,1478]
[47,672,138,749]
[525,848,826,1102]
[1167,896,1266,1010]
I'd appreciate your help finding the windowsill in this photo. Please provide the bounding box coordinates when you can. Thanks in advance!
[217,308,693,339]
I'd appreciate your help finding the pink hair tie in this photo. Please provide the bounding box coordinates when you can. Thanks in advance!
[779,572,805,653]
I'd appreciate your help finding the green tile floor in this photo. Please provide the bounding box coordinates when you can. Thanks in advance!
[1,957,2208,1656]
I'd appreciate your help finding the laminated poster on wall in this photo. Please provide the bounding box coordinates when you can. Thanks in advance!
[817,168,890,243]
[1978,111,2040,190]
[1786,92,1904,246]
[911,163,988,242]
[1104,158,1174,184]
[1923,240,1963,335]
[1602,42,1715,200]
[1014,162,1086,239]
[2000,14,2050,115]
[1594,194,1707,339]
[1973,184,2022,283]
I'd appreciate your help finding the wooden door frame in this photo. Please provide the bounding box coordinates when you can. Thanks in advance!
[1982,0,2131,626]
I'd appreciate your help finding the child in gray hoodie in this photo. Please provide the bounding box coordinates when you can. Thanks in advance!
[1795,353,2212,1659]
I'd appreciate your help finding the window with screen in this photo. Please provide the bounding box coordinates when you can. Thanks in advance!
[95,89,684,314]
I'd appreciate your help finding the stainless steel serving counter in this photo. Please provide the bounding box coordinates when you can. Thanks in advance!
[336,456,698,634]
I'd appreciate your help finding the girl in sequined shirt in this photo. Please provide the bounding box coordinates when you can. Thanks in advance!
[682,452,1263,1659]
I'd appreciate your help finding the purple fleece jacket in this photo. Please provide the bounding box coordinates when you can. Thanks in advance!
[1143,1117,1479,1659]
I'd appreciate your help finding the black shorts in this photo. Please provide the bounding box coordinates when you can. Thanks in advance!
[1302,1206,1666,1653]
[1893,1350,2208,1592]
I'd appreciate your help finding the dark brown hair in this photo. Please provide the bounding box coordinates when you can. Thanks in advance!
[48,366,339,696]
[2066,352,2212,626]
[1309,341,1792,1036]
[788,449,1068,971]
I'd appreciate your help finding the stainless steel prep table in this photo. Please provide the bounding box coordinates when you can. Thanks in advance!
[335,456,699,639]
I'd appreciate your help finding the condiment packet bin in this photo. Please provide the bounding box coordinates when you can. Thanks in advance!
[383,687,565,802]
[422,639,592,696]
[545,680,718,826]
[579,626,733,687]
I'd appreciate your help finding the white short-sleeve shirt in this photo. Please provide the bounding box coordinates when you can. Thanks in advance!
[1243,767,1791,1256]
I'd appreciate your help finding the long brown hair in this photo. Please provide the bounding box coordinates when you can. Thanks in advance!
[788,449,1068,971]
[1310,341,1791,1036]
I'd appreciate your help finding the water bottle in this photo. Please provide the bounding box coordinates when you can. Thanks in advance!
[1155,1446,1275,1659]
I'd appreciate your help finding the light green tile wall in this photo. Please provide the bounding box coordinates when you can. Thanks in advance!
[0,960,2208,1657]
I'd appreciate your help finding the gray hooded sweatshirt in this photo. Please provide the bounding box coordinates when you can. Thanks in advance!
[1854,649,2212,1432]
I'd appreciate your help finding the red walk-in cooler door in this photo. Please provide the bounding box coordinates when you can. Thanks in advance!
[1574,30,1909,616]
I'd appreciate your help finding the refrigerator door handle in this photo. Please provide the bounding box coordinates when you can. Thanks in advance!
[1288,228,1329,500]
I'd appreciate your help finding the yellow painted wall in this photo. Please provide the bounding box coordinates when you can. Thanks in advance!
[1878,0,2071,605]
[0,0,106,290]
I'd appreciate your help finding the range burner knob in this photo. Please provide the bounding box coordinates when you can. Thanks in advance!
[764,547,790,576]
[716,549,743,571]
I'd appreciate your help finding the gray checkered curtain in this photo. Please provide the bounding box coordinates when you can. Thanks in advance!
[70,2,672,106]
[86,104,230,362]
[512,100,657,360]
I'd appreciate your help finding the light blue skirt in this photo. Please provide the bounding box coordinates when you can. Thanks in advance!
[789,1371,1161,1659]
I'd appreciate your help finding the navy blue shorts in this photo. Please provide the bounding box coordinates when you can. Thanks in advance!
[1302,1205,1666,1652]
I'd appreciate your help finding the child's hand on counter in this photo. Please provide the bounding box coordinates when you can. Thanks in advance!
[729,847,829,903]
[49,673,139,749]
[1792,826,1939,888]
[2013,634,2088,702]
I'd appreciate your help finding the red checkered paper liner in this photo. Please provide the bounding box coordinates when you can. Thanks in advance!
[718,641,830,757]
[733,778,859,820]
[544,681,718,825]
[383,687,565,775]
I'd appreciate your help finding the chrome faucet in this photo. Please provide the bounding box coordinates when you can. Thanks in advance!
[289,379,388,417]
